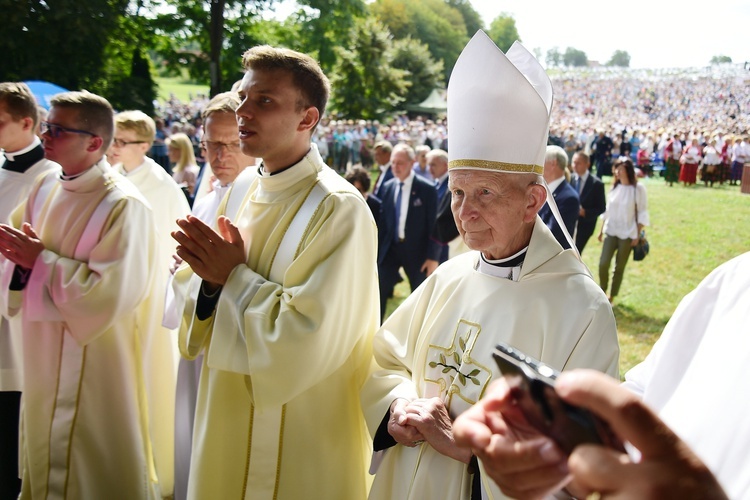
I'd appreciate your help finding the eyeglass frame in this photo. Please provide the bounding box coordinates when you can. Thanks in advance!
[112,138,148,148]
[41,121,97,139]
[200,140,242,153]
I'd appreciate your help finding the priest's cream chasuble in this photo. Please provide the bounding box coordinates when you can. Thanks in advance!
[362,218,620,500]
[176,146,379,500]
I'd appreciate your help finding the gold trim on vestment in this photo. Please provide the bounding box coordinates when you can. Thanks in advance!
[448,159,543,175]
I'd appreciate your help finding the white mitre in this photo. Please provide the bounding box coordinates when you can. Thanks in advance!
[448,30,553,174]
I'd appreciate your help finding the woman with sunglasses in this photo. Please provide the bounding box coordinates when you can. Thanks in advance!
[597,157,650,302]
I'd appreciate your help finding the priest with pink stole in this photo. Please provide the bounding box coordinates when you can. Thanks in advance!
[0,91,167,498]
[361,31,620,500]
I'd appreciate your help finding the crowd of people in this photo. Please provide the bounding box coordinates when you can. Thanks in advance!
[154,63,750,187]
[0,34,748,500]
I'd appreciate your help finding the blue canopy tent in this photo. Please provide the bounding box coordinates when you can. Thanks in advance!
[23,80,69,110]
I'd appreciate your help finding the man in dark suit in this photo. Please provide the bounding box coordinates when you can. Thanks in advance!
[538,145,580,249]
[377,143,439,319]
[591,129,614,178]
[425,148,453,273]
[371,140,394,199]
[571,151,606,254]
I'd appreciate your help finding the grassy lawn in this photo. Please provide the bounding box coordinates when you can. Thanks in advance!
[385,174,750,378]
[155,76,209,103]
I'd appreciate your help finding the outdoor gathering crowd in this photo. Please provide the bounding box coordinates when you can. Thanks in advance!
[0,31,748,500]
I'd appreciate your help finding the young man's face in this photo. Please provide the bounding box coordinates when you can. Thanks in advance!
[0,101,33,152]
[107,127,149,171]
[236,67,316,172]
[41,107,95,172]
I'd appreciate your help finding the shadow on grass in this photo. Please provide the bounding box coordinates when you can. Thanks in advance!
[612,302,670,376]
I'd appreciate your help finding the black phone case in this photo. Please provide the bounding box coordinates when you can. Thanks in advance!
[493,343,624,455]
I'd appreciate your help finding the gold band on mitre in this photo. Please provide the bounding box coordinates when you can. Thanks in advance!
[448,158,544,175]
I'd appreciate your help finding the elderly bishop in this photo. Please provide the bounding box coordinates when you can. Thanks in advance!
[361,31,620,500]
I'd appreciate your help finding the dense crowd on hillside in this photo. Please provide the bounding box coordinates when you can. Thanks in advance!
[154,64,749,179]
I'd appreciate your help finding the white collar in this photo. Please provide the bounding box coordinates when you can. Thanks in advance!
[547,176,565,193]
[3,136,41,159]
[475,247,528,281]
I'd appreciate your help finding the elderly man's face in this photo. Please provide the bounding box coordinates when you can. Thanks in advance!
[449,170,535,260]
[427,156,448,179]
[391,150,412,181]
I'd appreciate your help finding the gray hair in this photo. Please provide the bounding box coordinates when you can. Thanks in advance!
[392,142,415,161]
[545,145,568,171]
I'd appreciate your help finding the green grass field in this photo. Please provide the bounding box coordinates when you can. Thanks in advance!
[156,77,209,103]
[385,175,750,378]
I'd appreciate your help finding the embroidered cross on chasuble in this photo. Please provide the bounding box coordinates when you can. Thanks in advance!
[424,319,493,412]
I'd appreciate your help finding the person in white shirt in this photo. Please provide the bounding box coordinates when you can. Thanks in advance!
[598,157,649,302]
[454,251,750,499]
[730,135,748,185]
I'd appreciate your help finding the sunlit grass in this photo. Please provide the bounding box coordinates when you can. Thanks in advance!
[156,76,209,104]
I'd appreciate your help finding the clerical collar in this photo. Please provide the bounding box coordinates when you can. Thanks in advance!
[61,162,98,181]
[120,158,148,176]
[476,247,527,281]
[258,148,310,177]
[2,137,44,173]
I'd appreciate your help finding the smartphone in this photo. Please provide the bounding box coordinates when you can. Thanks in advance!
[492,342,624,455]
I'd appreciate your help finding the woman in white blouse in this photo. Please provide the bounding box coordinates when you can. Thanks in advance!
[598,157,650,302]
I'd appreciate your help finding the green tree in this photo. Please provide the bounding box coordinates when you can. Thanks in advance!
[546,47,562,67]
[710,55,732,64]
[607,50,631,67]
[286,0,367,74]
[0,0,160,113]
[93,1,160,114]
[563,47,588,67]
[446,0,484,35]
[151,0,276,96]
[371,0,468,78]
[0,0,130,89]
[329,17,408,119]
[487,13,520,52]
[391,37,445,106]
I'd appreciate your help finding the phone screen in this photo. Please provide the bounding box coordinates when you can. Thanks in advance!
[492,343,624,455]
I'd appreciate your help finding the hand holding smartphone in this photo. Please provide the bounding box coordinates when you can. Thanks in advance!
[492,342,624,455]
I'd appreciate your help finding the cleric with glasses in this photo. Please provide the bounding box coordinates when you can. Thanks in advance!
[40,120,97,138]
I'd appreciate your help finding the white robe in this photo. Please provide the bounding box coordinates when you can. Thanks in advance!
[171,179,231,500]
[0,156,59,392]
[362,218,620,500]
[175,145,379,499]
[623,252,750,499]
[117,156,191,496]
[0,161,166,499]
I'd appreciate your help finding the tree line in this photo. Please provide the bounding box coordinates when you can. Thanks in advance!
[3,0,643,119]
